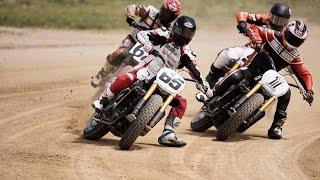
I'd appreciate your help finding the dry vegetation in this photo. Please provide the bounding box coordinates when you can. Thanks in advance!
[0,0,319,29]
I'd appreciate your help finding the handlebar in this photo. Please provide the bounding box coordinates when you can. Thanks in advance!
[286,75,312,106]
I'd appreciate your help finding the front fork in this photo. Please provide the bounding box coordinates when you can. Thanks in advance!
[138,84,176,135]
[127,83,175,132]
[231,83,276,115]
[148,95,174,128]
[139,95,174,136]
[126,83,158,122]
[229,62,240,72]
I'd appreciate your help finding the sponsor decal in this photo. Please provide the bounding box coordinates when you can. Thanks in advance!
[268,38,298,63]
[184,21,193,28]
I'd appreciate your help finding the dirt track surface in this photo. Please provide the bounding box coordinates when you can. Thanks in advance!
[0,26,319,179]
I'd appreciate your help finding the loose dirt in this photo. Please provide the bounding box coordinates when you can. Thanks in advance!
[0,26,319,179]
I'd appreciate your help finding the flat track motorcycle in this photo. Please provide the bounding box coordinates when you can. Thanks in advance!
[191,53,311,141]
[84,50,188,149]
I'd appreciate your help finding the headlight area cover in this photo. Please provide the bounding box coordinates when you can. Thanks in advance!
[261,70,289,97]
[156,68,186,95]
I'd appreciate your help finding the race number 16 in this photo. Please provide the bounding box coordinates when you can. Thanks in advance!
[132,44,148,61]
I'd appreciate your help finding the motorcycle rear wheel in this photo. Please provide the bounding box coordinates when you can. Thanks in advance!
[119,94,163,150]
[216,93,264,141]
[83,112,109,140]
[190,107,215,132]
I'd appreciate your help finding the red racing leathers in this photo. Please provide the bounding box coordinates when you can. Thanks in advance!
[236,12,270,27]
[243,24,313,129]
[246,24,313,93]
[206,12,274,88]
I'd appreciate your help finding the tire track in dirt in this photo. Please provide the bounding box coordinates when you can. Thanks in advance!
[0,85,87,99]
[282,130,320,178]
[0,101,72,126]
[4,117,70,143]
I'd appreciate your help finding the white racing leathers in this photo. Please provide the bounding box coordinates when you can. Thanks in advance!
[136,27,206,85]
[206,46,255,87]
[213,46,255,69]
[127,5,163,42]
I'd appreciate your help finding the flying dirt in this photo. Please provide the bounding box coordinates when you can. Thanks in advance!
[0,26,319,179]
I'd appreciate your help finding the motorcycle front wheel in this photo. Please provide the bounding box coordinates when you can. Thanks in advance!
[216,93,264,141]
[119,94,163,150]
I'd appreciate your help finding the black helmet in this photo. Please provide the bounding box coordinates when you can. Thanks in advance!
[171,15,196,46]
[282,20,308,49]
[269,3,291,31]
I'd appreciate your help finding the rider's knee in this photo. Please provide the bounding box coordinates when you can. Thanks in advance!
[109,72,136,93]
[279,89,291,104]
[213,49,230,69]
[107,46,130,65]
[213,47,244,69]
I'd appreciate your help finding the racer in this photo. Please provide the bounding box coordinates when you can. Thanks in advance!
[206,3,292,88]
[91,0,182,87]
[213,20,314,139]
[93,16,213,147]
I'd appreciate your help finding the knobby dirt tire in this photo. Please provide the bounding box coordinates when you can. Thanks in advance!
[216,93,264,141]
[83,113,109,140]
[190,109,215,132]
[119,94,163,150]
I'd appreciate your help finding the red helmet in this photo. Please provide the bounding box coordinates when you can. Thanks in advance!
[159,0,182,26]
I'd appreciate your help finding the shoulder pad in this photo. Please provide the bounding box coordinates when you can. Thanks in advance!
[145,5,159,18]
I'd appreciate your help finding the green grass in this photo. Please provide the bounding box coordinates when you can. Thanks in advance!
[0,0,319,29]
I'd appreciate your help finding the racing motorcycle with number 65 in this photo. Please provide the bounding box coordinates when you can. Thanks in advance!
[84,52,187,150]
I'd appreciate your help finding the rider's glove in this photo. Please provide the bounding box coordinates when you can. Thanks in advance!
[196,83,214,100]
[204,86,214,98]
[305,90,314,105]
[251,41,262,51]
[237,21,247,34]
[147,33,167,46]
[126,17,135,26]
[196,92,208,102]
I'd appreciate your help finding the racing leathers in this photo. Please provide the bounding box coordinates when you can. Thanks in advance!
[94,27,211,146]
[91,4,168,87]
[214,24,314,139]
[206,11,280,88]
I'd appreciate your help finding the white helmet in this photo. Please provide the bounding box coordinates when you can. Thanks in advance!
[282,20,308,49]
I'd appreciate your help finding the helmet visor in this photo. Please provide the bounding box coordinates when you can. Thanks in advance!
[172,24,195,40]
[270,13,289,28]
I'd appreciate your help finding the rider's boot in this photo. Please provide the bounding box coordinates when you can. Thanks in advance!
[91,60,114,88]
[206,66,225,88]
[158,115,187,147]
[268,110,287,139]
[92,96,108,111]
[92,87,115,111]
